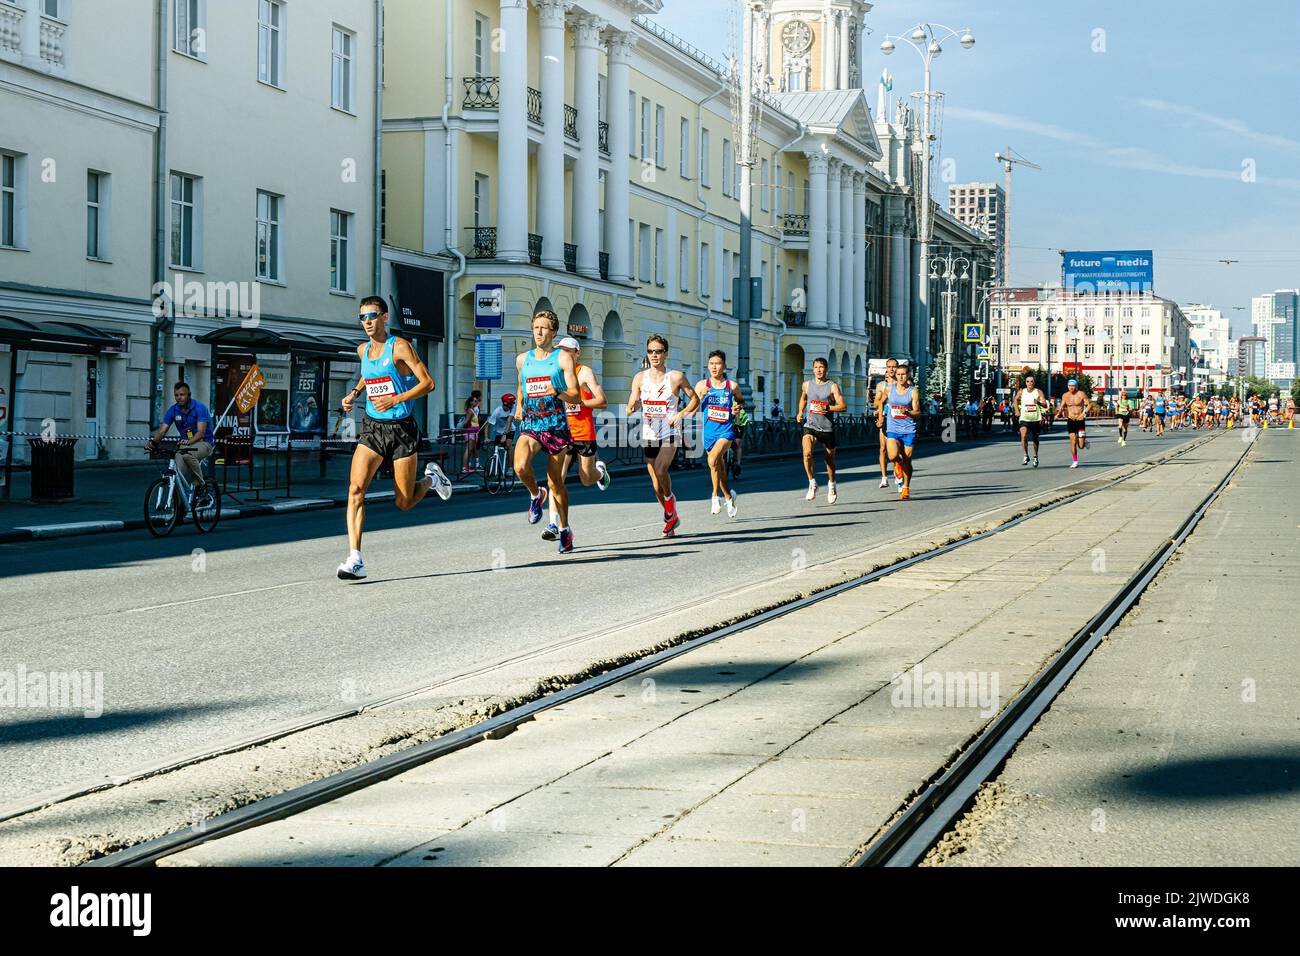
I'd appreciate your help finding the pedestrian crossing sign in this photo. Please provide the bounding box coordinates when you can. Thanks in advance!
[977,346,990,360]
[963,323,984,343]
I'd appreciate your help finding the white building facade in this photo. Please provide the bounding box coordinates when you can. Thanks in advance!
[1,0,379,465]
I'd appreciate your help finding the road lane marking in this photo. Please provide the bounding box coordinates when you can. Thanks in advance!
[123,581,312,614]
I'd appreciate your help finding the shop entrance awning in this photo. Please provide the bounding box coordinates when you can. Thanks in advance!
[0,313,130,355]
[195,326,361,360]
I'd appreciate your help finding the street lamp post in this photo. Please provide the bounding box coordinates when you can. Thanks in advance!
[929,250,970,411]
[881,23,975,395]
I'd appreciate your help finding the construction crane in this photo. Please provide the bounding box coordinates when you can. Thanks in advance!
[993,147,1041,286]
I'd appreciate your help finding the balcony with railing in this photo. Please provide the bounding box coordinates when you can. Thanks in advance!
[466,226,496,260]
[0,3,23,58]
[39,13,65,68]
[563,243,577,273]
[462,77,543,127]
[527,233,542,265]
[599,252,609,281]
[564,105,578,141]
[780,214,809,237]
[598,121,609,155]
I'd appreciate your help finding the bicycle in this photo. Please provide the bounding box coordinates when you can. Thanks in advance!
[484,433,517,495]
[143,440,222,537]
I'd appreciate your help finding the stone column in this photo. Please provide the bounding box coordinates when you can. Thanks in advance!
[604,29,635,283]
[839,168,853,333]
[536,0,570,268]
[852,172,866,336]
[572,14,603,277]
[806,151,829,329]
[889,202,911,357]
[497,0,529,262]
[826,159,842,331]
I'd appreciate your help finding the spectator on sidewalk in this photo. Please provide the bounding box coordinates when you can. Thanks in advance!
[146,382,213,494]
[981,396,995,433]
[486,393,516,446]
[770,398,782,420]
[460,391,483,473]
[965,398,980,436]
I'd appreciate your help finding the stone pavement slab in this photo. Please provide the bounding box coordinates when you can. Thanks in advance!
[159,434,1247,867]
[933,430,1300,867]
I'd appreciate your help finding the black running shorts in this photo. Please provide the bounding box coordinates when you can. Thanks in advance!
[360,415,420,462]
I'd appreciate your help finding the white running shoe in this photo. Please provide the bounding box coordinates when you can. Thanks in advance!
[424,462,453,500]
[595,460,611,492]
[711,496,722,515]
[726,493,738,518]
[879,476,889,489]
[827,481,838,504]
[1069,460,1079,469]
[805,481,817,501]
[337,555,366,580]
[1022,455,1030,466]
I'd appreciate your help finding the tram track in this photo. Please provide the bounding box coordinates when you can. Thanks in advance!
[86,430,1232,867]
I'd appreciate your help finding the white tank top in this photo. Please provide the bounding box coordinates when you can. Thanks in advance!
[1019,388,1043,422]
[640,369,681,441]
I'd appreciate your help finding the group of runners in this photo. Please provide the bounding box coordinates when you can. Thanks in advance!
[324,299,1292,577]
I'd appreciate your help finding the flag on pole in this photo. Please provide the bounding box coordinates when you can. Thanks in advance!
[881,68,893,92]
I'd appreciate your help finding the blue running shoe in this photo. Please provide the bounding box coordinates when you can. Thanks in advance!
[541,522,559,541]
[528,487,548,524]
[558,527,574,553]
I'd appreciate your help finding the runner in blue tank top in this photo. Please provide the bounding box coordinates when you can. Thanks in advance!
[884,363,921,500]
[513,307,583,553]
[693,350,743,518]
[337,296,452,581]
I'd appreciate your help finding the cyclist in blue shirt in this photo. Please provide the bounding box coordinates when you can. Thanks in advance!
[146,382,213,494]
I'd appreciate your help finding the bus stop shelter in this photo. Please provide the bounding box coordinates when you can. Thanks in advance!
[0,314,130,500]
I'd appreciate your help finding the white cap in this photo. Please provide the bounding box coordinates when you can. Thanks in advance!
[556,336,581,352]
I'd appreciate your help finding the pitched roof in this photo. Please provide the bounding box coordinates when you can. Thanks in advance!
[770,89,882,159]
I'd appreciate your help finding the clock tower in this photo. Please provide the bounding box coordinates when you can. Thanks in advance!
[765,0,871,93]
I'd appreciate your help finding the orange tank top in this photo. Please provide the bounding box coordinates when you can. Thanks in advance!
[564,364,596,441]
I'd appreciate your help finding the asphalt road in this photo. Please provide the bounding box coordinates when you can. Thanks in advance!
[0,424,1206,807]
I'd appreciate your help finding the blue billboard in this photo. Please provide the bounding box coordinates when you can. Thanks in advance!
[1063,250,1153,293]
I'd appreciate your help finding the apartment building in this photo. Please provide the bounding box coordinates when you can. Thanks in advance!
[1,0,378,463]
[990,288,1193,396]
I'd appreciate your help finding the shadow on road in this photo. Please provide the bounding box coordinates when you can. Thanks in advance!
[1112,747,1300,801]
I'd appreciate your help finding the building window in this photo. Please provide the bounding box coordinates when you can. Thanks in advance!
[679,117,690,177]
[1028,325,1039,337]
[1103,343,1113,355]
[1123,343,1134,355]
[42,0,61,18]
[473,174,489,227]
[1140,327,1151,338]
[699,241,710,296]
[330,210,352,292]
[699,129,711,187]
[721,139,732,197]
[1049,344,1058,355]
[1083,325,1095,336]
[332,27,355,112]
[255,189,282,281]
[168,172,198,268]
[1028,344,1039,355]
[654,228,664,285]
[760,158,769,212]
[1010,326,1020,338]
[1123,307,1134,318]
[174,0,205,57]
[1140,343,1151,355]
[638,222,651,282]
[474,14,489,76]
[1084,343,1095,356]
[654,105,665,168]
[258,0,285,88]
[1122,324,1133,335]
[87,171,110,260]
[1,152,23,249]
[678,235,689,292]
[1028,307,1040,318]
[640,98,651,162]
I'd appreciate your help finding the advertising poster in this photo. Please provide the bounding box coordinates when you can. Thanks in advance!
[214,353,256,464]
[289,356,326,436]
[255,365,289,433]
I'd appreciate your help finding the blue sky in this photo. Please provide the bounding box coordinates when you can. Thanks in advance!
[655,0,1300,337]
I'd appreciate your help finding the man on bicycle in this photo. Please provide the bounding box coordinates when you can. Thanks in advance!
[145,382,213,496]
[486,393,517,446]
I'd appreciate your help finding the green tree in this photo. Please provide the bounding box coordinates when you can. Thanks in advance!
[1291,378,1300,403]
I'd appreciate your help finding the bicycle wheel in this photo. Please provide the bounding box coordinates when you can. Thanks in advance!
[486,453,503,495]
[144,478,179,537]
[192,481,222,533]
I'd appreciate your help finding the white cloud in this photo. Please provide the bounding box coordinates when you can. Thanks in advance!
[1135,99,1300,155]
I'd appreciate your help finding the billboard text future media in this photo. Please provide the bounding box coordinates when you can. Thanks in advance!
[1063,250,1154,293]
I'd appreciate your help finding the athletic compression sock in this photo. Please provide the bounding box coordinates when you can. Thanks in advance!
[664,494,677,515]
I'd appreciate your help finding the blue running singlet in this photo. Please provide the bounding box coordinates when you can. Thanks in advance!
[361,336,416,421]
[701,378,736,452]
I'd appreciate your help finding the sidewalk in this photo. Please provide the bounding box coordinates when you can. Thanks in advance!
[933,429,1299,866]
[159,432,1244,867]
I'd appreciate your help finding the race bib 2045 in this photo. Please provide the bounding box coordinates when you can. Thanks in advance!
[525,376,554,399]
[643,399,668,418]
